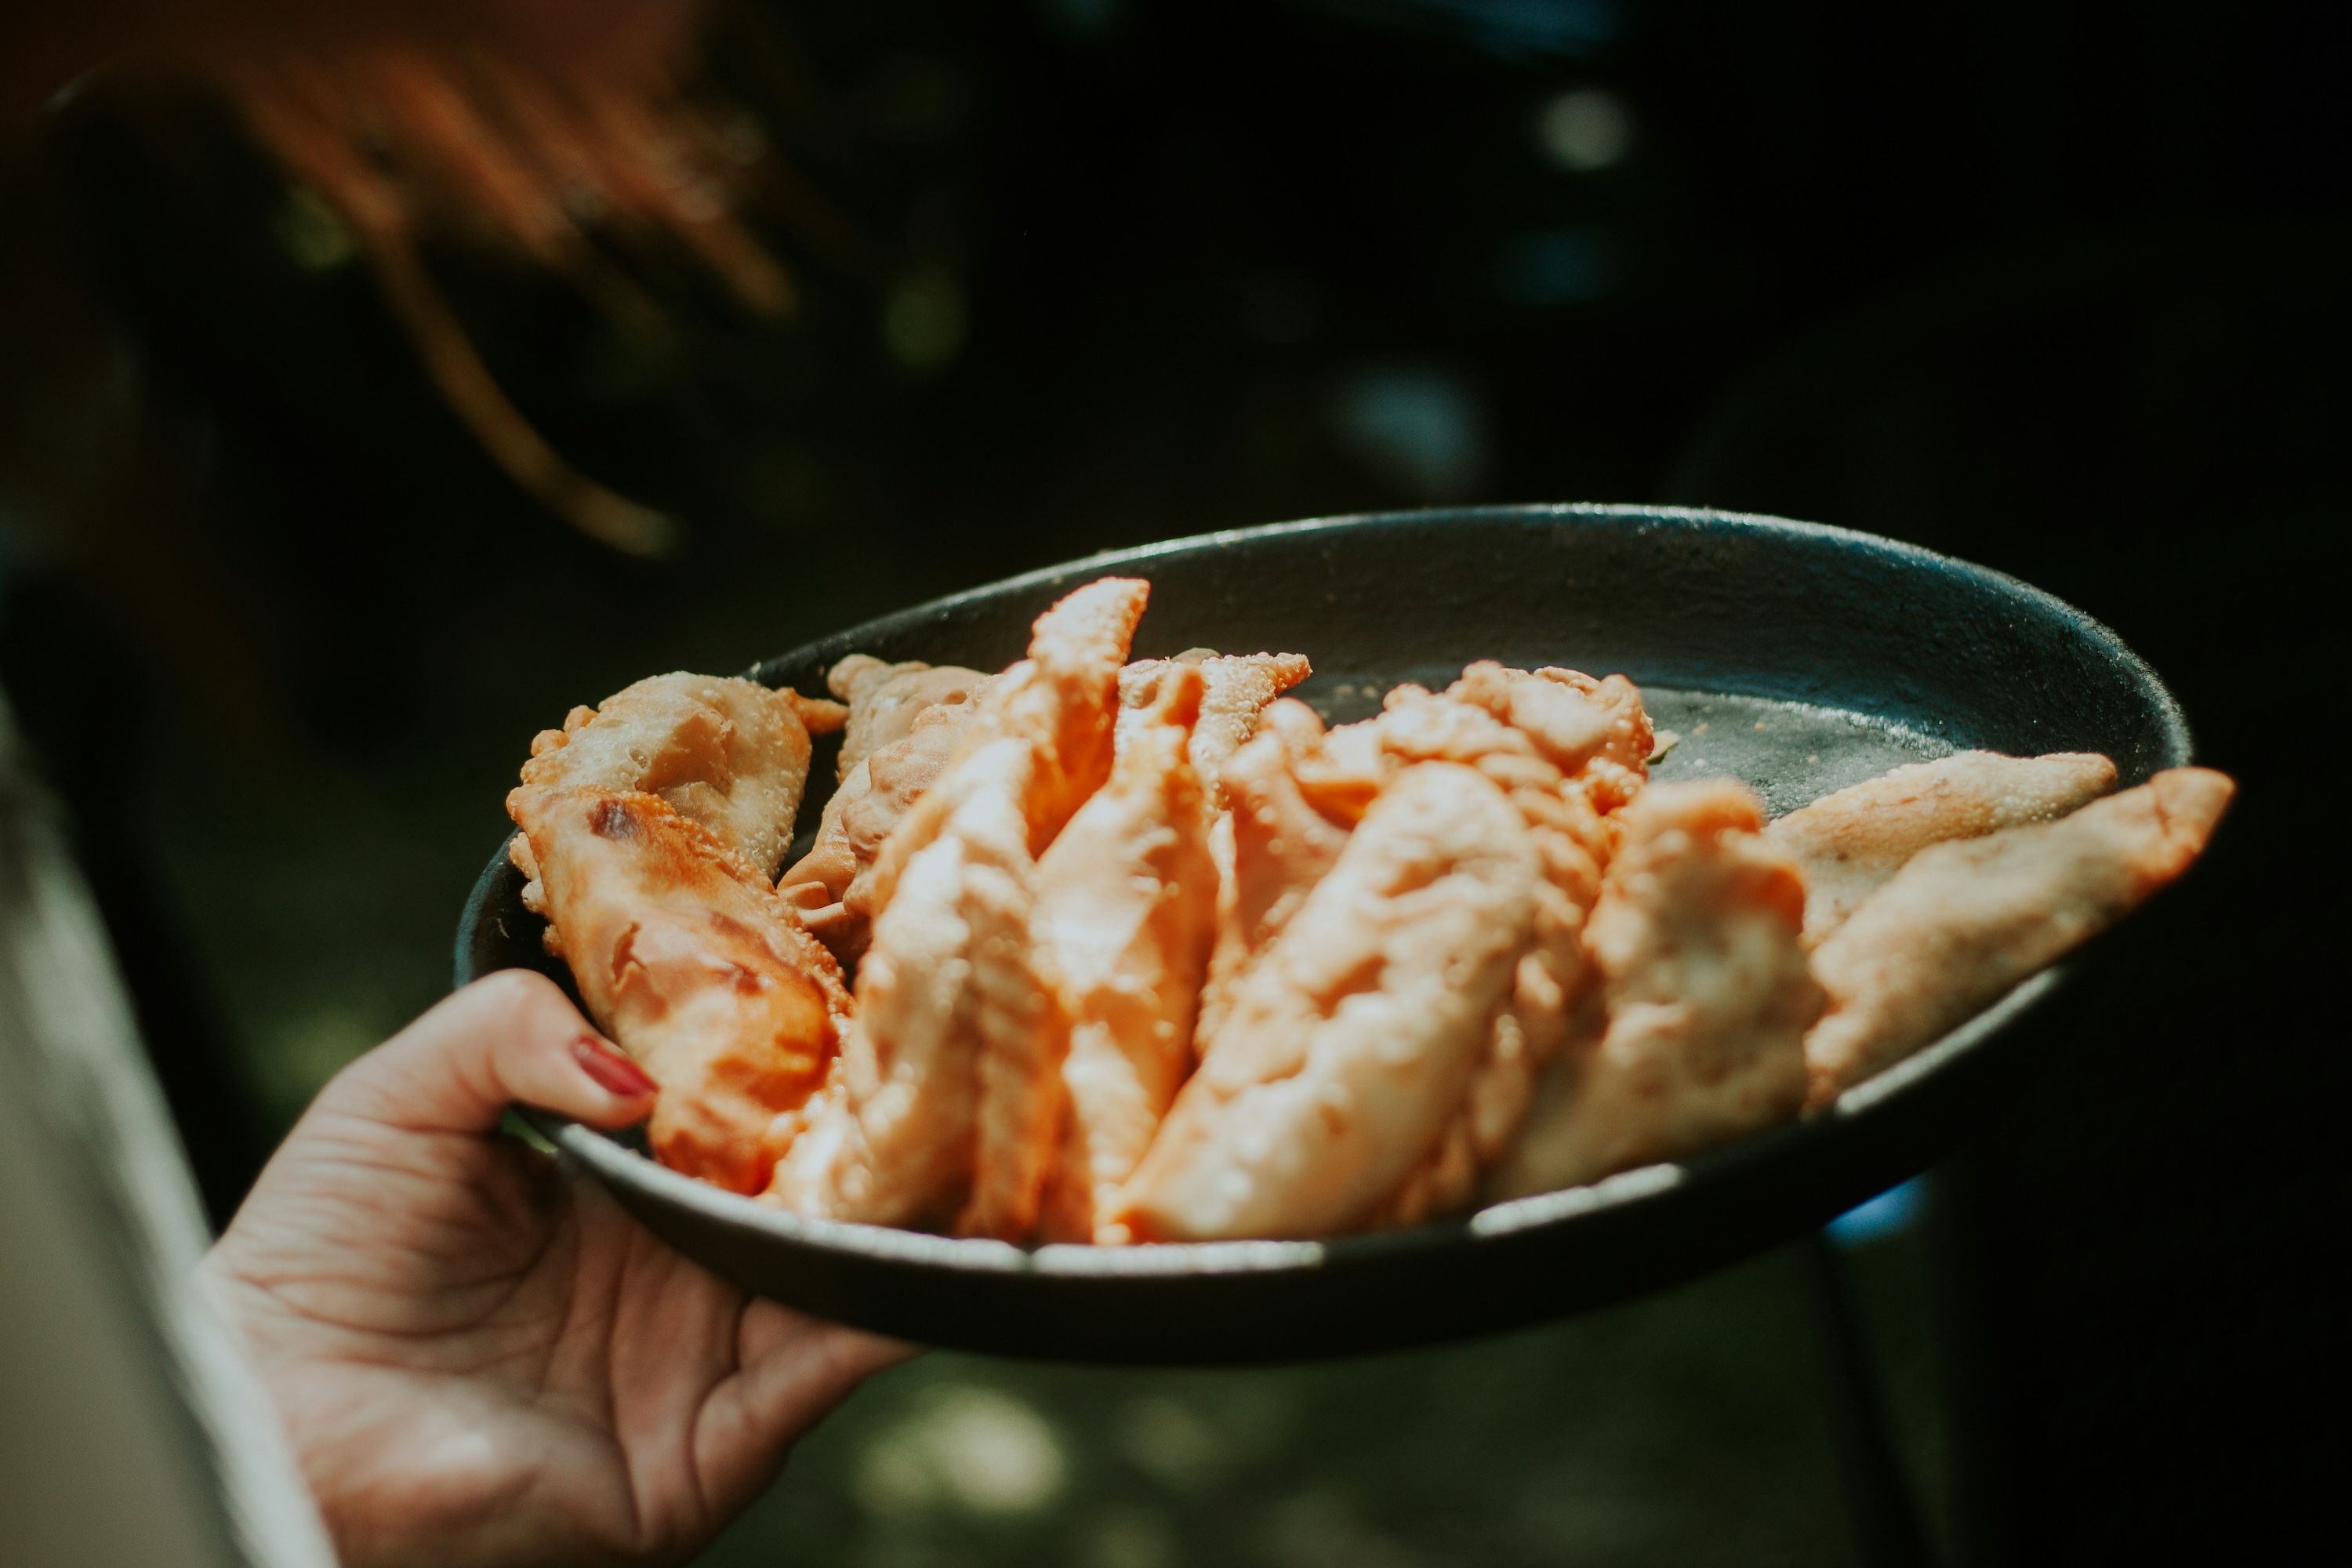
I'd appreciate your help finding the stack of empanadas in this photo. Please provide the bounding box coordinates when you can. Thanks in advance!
[503,578,2233,1242]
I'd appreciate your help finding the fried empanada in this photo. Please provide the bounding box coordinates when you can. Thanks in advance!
[1192,672,1638,1220]
[1489,780,1822,1200]
[1115,762,1539,1241]
[826,654,989,780]
[976,577,1152,843]
[1200,663,1638,1029]
[1378,778,1612,1225]
[1117,649,1312,808]
[766,739,1066,1235]
[855,577,1151,923]
[1765,750,2119,944]
[1803,765,2232,1106]
[768,579,1150,1239]
[1363,681,1621,1224]
[508,785,851,1195]
[1440,661,1653,811]
[781,670,993,962]
[1193,699,1360,1047]
[1035,666,1218,1242]
[510,672,839,915]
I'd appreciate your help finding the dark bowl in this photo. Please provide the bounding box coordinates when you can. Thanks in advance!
[456,505,2192,1364]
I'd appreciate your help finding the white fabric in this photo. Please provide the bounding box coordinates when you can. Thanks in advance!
[0,697,335,1568]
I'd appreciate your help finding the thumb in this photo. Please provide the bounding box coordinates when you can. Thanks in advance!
[320,970,657,1136]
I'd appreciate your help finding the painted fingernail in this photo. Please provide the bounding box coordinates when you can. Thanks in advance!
[572,1033,658,1098]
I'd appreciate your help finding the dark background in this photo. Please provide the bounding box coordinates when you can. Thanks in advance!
[2,0,2341,1562]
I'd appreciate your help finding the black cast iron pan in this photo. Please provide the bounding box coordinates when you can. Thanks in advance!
[456,505,2193,1363]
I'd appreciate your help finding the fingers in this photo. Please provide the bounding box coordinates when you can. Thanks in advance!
[696,1305,920,1513]
[754,1312,920,1389]
[735,1301,915,1424]
[320,970,656,1137]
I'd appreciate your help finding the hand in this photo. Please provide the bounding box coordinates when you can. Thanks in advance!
[201,971,906,1568]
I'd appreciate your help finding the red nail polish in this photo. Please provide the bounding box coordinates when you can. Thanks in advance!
[572,1034,659,1098]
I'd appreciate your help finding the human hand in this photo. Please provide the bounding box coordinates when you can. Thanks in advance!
[201,971,907,1568]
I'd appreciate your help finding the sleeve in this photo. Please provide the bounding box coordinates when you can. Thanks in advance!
[0,695,336,1568]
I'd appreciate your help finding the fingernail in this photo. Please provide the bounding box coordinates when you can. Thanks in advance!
[572,1033,659,1098]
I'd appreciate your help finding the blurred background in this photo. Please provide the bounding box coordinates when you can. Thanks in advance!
[1,0,2340,1563]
